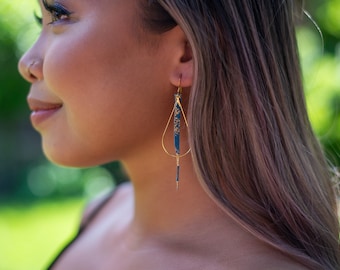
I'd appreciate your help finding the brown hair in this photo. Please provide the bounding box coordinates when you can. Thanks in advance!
[141,0,340,269]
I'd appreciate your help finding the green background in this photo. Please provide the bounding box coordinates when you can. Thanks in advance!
[0,0,339,269]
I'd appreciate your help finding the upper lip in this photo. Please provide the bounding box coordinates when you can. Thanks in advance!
[27,98,63,112]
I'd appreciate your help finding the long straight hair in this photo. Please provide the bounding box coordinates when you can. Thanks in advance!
[142,0,340,269]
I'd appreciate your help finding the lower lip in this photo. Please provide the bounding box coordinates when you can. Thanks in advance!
[30,107,61,127]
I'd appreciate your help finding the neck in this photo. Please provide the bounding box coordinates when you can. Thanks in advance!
[118,145,267,261]
[121,149,227,238]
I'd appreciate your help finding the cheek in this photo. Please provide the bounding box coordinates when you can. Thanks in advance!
[44,33,105,91]
[43,20,145,105]
[41,32,173,166]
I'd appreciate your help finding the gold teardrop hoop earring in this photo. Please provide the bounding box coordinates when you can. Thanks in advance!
[161,76,191,190]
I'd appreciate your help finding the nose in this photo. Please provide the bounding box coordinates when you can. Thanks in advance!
[18,53,43,83]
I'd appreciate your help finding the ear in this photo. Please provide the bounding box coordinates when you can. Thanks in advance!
[169,29,193,88]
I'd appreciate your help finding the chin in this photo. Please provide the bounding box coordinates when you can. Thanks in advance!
[44,151,85,168]
[42,144,95,168]
[42,143,118,168]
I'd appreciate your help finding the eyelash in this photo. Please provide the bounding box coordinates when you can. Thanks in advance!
[35,1,72,25]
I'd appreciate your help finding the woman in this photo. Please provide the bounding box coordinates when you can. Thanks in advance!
[18,0,339,269]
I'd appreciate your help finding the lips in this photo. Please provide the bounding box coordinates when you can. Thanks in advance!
[27,98,62,112]
[27,98,63,128]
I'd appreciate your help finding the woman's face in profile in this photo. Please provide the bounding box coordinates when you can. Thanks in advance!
[18,0,178,167]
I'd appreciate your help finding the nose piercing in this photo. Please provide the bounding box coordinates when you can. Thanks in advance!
[27,61,36,76]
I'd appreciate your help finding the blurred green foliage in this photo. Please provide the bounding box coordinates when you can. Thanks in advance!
[0,1,38,120]
[0,199,85,269]
[298,0,340,166]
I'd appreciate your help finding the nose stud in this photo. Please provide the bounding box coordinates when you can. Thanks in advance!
[27,61,36,76]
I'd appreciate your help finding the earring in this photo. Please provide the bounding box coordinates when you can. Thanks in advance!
[162,77,191,190]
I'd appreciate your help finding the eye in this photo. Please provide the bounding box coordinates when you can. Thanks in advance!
[49,4,71,24]
[42,1,72,25]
